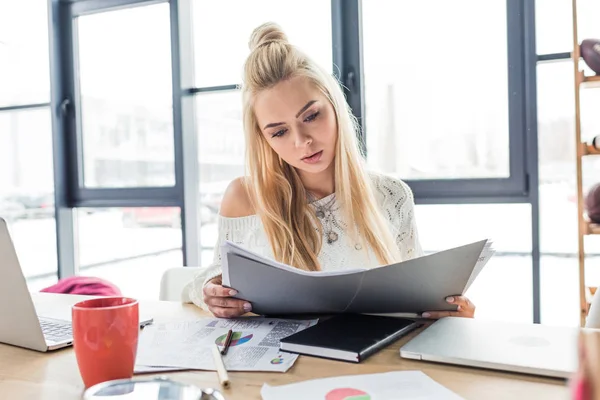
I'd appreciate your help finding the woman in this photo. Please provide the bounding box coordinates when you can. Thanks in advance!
[184,22,475,320]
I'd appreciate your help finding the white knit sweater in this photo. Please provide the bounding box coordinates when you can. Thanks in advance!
[183,172,423,310]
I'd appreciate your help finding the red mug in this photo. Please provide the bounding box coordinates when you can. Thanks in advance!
[72,297,139,388]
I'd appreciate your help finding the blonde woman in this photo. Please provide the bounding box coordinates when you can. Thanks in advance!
[183,22,476,320]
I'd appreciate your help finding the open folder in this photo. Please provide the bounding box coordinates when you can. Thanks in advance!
[221,239,494,316]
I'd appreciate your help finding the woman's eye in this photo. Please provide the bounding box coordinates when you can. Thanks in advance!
[272,129,287,138]
[304,111,320,123]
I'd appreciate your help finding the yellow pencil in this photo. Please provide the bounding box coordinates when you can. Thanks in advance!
[212,343,231,389]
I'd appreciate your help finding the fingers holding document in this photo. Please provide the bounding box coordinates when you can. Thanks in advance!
[421,295,476,319]
[203,277,252,318]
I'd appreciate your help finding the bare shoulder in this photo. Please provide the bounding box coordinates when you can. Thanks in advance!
[219,177,255,218]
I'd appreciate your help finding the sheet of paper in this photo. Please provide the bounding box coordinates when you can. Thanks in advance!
[135,317,317,372]
[465,240,495,292]
[261,371,464,400]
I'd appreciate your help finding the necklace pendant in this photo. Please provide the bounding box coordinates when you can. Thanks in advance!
[327,231,338,244]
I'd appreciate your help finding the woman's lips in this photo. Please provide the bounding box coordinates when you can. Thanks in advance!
[301,150,323,164]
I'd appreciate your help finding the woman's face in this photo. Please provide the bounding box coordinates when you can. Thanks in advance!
[253,75,338,175]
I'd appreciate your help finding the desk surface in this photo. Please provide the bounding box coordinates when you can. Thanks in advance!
[0,293,569,400]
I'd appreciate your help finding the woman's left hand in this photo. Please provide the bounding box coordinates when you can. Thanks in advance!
[421,296,475,319]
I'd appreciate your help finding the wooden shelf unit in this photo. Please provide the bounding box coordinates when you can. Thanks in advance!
[572,0,600,326]
[582,74,600,85]
[581,142,600,156]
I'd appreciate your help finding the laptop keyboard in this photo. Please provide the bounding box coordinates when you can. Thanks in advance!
[39,318,73,343]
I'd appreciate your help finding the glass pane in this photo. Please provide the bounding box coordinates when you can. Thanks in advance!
[77,207,183,300]
[0,108,57,290]
[76,4,175,188]
[192,0,332,87]
[196,90,244,262]
[0,0,50,107]
[363,1,509,180]
[416,204,532,324]
[537,61,600,326]
[536,0,600,55]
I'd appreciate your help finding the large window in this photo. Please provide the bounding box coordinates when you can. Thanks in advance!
[362,0,509,181]
[76,3,175,188]
[76,207,183,300]
[196,91,244,185]
[192,0,333,87]
[0,109,57,290]
[195,90,242,259]
[0,0,57,291]
[0,0,50,107]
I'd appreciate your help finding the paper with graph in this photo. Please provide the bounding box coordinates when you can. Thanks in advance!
[135,317,317,372]
[222,239,494,316]
[261,371,464,400]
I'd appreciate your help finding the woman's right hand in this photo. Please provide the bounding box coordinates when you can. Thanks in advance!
[203,276,252,318]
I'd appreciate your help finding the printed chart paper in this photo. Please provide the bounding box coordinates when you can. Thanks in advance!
[135,317,317,372]
[261,371,464,400]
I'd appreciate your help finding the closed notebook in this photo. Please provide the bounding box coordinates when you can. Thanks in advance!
[279,314,420,363]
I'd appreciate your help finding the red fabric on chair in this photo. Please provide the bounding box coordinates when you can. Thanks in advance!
[40,276,122,297]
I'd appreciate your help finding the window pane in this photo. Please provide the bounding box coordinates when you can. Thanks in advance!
[192,0,332,87]
[416,204,533,324]
[537,61,600,326]
[0,0,50,107]
[196,90,244,262]
[536,0,600,55]
[76,4,175,188]
[0,108,57,289]
[77,207,182,300]
[363,1,509,180]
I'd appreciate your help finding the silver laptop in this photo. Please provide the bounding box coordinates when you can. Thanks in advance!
[400,316,579,379]
[0,217,153,352]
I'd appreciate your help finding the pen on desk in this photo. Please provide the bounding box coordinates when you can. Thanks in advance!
[221,329,234,355]
[212,343,231,389]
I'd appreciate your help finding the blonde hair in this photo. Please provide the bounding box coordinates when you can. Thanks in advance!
[242,22,402,271]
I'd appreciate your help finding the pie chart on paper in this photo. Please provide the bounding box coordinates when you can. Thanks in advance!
[215,332,253,347]
[325,388,371,400]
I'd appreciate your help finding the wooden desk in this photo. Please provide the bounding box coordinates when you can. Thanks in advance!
[0,293,569,400]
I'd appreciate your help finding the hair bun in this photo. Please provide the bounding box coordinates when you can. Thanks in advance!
[248,22,289,51]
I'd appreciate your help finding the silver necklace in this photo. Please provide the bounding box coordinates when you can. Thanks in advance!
[308,193,341,244]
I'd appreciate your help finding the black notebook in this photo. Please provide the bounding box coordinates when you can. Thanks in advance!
[279,314,421,363]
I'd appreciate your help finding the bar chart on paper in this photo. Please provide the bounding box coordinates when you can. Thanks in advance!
[325,388,371,400]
